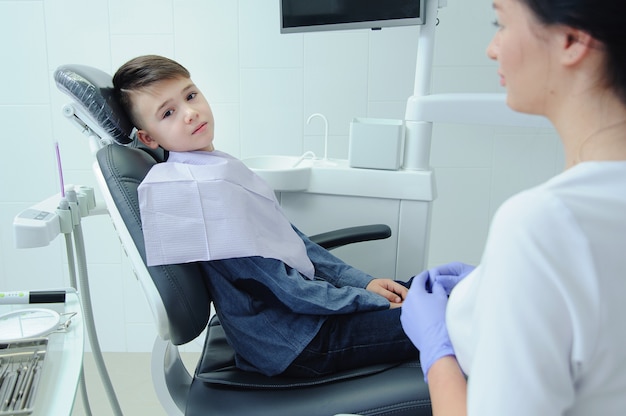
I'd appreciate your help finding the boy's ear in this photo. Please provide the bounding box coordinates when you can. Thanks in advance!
[136,129,159,149]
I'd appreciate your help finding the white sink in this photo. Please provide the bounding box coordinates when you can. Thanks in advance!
[242,155,312,191]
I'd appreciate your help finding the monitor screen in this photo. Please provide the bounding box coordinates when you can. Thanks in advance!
[280,0,424,33]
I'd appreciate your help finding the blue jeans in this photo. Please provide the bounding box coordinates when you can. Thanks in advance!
[282,281,418,378]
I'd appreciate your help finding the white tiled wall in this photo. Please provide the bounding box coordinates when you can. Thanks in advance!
[0,0,563,352]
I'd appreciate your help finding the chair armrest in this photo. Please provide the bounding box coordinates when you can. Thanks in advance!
[309,224,391,250]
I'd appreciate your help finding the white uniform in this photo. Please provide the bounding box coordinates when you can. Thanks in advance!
[447,161,626,415]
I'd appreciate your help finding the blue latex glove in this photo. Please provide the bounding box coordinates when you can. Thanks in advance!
[424,262,475,295]
[401,272,455,382]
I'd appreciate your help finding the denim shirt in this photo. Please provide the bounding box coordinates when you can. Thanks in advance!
[199,227,390,376]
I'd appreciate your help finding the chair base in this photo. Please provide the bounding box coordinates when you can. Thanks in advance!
[151,337,190,416]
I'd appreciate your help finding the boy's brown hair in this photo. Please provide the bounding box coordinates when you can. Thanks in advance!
[113,55,190,128]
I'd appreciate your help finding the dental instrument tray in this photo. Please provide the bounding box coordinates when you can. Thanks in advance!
[0,338,48,415]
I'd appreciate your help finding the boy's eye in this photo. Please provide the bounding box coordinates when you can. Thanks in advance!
[492,19,503,29]
[163,109,174,119]
[187,92,197,101]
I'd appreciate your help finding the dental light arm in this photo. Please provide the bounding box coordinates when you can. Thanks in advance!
[402,0,551,170]
[406,93,552,127]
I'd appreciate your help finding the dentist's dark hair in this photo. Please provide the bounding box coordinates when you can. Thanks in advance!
[113,55,191,128]
[518,0,626,105]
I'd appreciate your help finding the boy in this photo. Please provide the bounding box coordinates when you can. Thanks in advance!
[113,55,418,377]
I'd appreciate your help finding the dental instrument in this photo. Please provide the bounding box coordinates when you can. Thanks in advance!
[0,289,72,305]
[290,150,316,168]
[55,142,66,198]
[0,340,47,414]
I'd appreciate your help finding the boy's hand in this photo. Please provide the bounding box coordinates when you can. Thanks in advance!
[366,278,408,307]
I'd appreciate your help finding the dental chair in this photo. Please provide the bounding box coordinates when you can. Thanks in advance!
[54,64,432,416]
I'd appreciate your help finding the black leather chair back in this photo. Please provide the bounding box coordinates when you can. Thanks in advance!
[97,142,212,345]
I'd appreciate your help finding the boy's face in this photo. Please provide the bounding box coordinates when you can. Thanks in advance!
[134,76,215,152]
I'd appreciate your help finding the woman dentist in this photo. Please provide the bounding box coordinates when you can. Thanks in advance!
[401,0,626,415]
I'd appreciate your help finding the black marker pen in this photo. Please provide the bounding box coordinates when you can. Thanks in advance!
[0,290,67,304]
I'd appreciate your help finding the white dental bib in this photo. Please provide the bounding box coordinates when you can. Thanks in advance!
[138,150,315,279]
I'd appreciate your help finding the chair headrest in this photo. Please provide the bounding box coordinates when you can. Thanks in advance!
[54,64,135,145]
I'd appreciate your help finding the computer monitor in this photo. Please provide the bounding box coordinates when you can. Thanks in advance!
[280,0,425,33]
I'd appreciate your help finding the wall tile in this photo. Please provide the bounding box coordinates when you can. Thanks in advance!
[240,68,304,158]
[44,0,112,72]
[109,0,174,35]
[174,0,239,103]
[125,324,160,352]
[489,131,563,215]
[368,26,419,102]
[430,123,495,168]
[304,31,369,136]
[239,0,303,68]
[111,34,175,70]
[85,263,127,351]
[428,167,492,266]
[431,65,501,94]
[79,216,123,265]
[434,2,496,67]
[0,2,49,105]
[212,103,241,157]
[0,106,58,203]
[367,100,408,120]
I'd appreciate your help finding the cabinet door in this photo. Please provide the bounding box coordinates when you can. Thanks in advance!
[280,192,400,279]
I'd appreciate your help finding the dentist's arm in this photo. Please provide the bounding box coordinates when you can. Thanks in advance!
[401,271,467,415]
[428,356,467,416]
